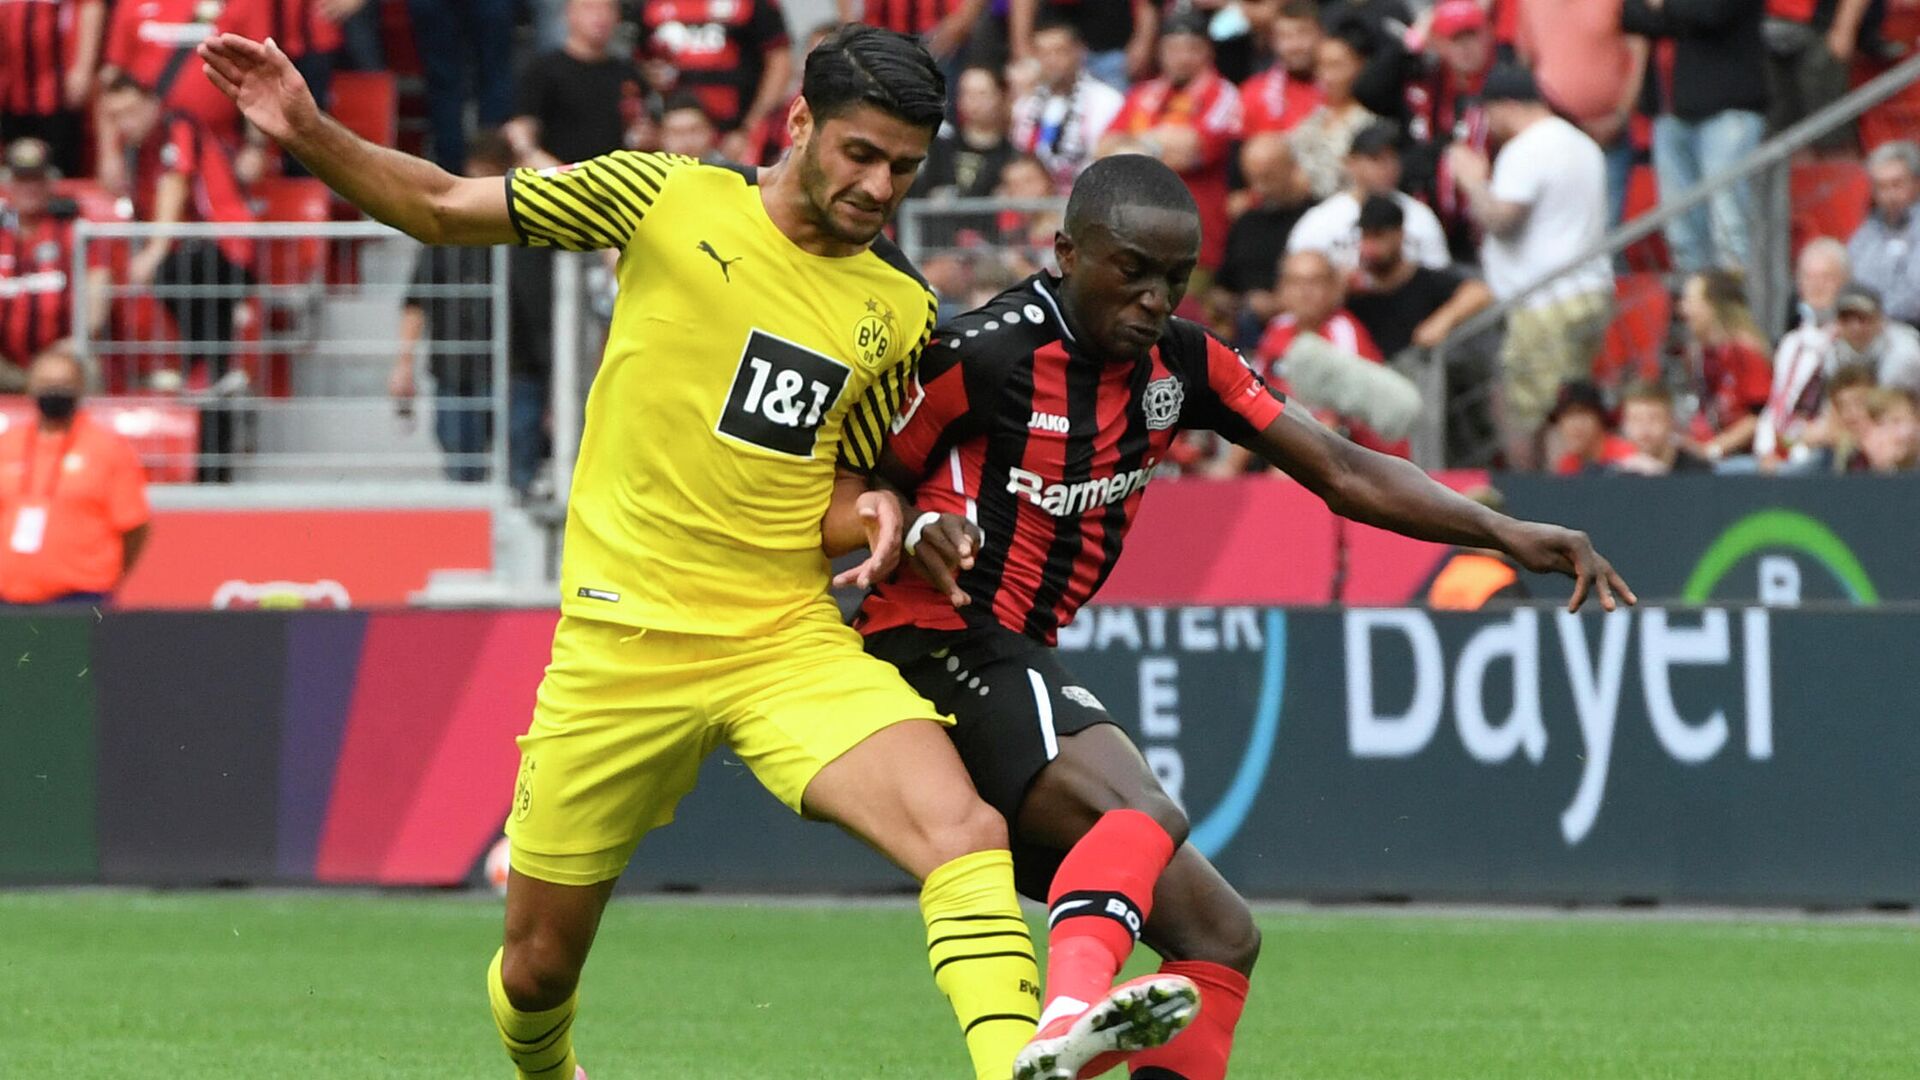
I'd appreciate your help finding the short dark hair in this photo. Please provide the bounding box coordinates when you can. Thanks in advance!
[802,24,946,132]
[661,92,714,121]
[1830,363,1878,394]
[1033,14,1081,40]
[1277,0,1319,20]
[1619,380,1673,409]
[1357,193,1403,233]
[1064,154,1198,238]
[103,71,153,98]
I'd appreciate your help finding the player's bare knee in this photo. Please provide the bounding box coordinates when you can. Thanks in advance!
[927,796,1009,865]
[1191,898,1261,975]
[1131,796,1191,850]
[501,935,583,1011]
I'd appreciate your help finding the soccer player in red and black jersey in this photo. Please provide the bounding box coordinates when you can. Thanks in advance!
[0,0,105,176]
[839,0,985,65]
[857,155,1635,1080]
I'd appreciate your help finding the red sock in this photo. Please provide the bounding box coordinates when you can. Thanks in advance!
[1121,960,1250,1080]
[1040,810,1177,1025]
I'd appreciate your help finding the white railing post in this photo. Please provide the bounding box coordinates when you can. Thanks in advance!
[550,250,584,503]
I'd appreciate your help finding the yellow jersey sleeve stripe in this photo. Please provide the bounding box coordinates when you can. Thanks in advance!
[508,151,690,251]
[840,287,939,471]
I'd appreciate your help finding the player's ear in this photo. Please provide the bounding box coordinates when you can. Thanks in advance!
[1054,230,1075,276]
[788,96,813,152]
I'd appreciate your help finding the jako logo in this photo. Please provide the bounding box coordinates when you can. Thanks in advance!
[1028,410,1071,434]
[1007,464,1154,516]
[1344,608,1772,846]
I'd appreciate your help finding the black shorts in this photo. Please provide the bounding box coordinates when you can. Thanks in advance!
[865,622,1120,897]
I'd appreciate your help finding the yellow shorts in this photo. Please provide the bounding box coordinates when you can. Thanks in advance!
[505,598,948,886]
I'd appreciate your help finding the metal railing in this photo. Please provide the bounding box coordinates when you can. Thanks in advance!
[71,220,510,485]
[898,196,1069,289]
[1423,50,1920,468]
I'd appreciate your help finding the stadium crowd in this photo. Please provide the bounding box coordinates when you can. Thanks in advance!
[1,0,1918,481]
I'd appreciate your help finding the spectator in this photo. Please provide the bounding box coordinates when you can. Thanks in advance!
[97,0,269,191]
[0,343,150,606]
[1289,119,1450,274]
[0,0,104,176]
[914,65,1018,198]
[991,154,1061,259]
[1099,13,1242,271]
[1254,248,1410,456]
[841,0,986,74]
[1448,65,1612,470]
[1009,0,1156,91]
[407,0,515,171]
[1240,0,1324,136]
[1847,141,1920,329]
[1833,282,1920,392]
[1009,18,1126,189]
[1678,269,1773,462]
[1614,380,1713,473]
[100,74,257,482]
[645,0,792,156]
[1547,378,1636,475]
[1405,0,1495,260]
[1213,134,1313,327]
[1345,194,1494,357]
[1754,238,1849,469]
[1288,25,1379,201]
[1860,385,1920,473]
[504,0,648,171]
[738,20,833,168]
[1621,0,1767,274]
[1809,361,1875,471]
[1516,0,1646,225]
[1,138,106,387]
[1319,0,1419,121]
[391,134,515,486]
[1762,0,1872,153]
[659,94,724,160]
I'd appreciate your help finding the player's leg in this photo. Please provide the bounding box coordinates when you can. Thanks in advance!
[725,607,1041,1080]
[487,873,617,1080]
[489,617,712,1080]
[1120,848,1262,1080]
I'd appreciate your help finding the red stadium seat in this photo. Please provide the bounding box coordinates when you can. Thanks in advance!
[1594,273,1671,389]
[331,71,397,149]
[1790,161,1871,257]
[252,177,332,286]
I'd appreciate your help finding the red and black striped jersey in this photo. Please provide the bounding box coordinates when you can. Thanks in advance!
[856,273,1286,644]
[856,0,965,38]
[0,0,91,117]
[130,113,258,266]
[0,210,85,366]
[104,0,271,133]
[640,0,789,130]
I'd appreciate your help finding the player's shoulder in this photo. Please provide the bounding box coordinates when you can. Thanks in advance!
[1160,315,1235,370]
[926,278,1065,377]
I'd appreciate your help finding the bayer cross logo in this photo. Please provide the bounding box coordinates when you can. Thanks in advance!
[1143,376,1184,431]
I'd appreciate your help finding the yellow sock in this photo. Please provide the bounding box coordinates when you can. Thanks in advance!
[486,947,579,1079]
[921,849,1042,1080]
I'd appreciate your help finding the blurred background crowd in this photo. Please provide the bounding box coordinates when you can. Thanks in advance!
[3,0,1919,487]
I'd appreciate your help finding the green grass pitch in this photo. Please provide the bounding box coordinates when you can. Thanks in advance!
[5,890,1917,1078]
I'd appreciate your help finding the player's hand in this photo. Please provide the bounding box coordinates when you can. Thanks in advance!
[908,513,980,609]
[831,490,905,590]
[1499,520,1637,613]
[63,65,92,111]
[198,34,319,146]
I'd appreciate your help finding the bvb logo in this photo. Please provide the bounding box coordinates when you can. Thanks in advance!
[854,298,896,365]
[513,758,536,822]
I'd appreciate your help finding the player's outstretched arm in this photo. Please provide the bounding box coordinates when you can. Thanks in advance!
[198,34,513,246]
[1251,410,1638,612]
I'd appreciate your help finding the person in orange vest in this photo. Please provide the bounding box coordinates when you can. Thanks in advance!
[1422,484,1530,609]
[0,343,150,606]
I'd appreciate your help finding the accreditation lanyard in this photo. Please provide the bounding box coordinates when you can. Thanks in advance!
[7,423,78,556]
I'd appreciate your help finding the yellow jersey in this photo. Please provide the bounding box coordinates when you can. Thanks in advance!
[506,152,937,636]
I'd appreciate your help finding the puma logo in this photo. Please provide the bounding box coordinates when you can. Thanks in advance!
[698,241,742,282]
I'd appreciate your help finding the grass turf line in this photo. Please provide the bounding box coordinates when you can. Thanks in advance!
[4,891,1916,1078]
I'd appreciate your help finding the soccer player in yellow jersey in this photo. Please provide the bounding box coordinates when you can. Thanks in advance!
[201,27,1051,1080]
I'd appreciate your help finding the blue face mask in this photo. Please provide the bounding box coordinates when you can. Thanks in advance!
[33,390,78,422]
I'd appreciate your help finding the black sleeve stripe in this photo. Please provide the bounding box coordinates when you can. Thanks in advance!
[575,161,648,230]
[591,161,657,219]
[602,153,667,201]
[504,173,531,245]
[511,184,613,250]
[532,180,630,249]
[559,171,640,240]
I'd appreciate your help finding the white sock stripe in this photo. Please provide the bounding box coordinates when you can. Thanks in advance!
[1027,668,1059,760]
